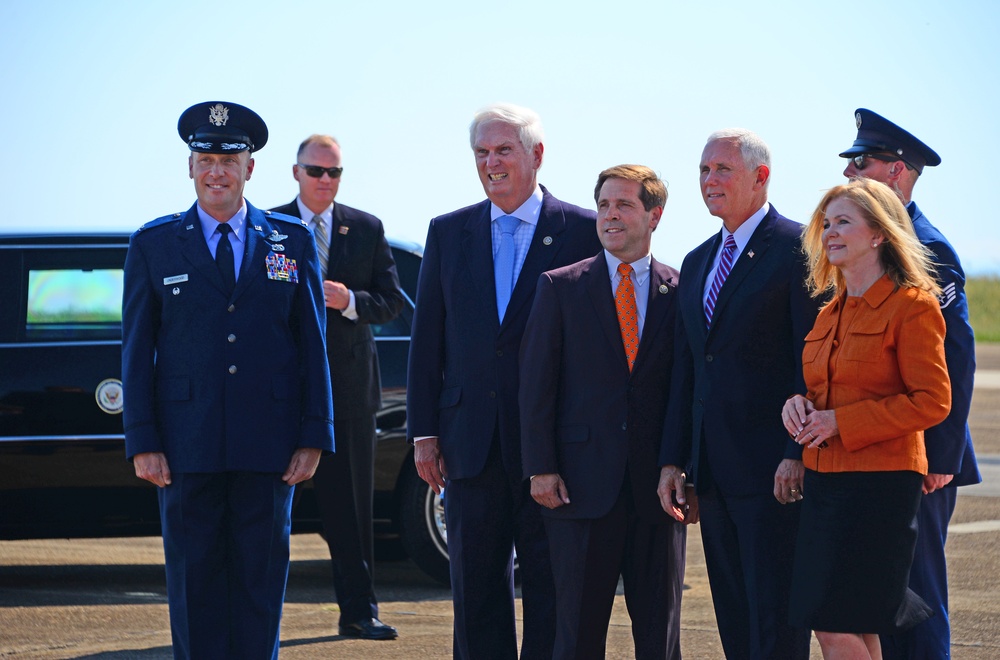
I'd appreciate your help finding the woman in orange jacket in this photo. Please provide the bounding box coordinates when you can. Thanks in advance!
[781,178,951,658]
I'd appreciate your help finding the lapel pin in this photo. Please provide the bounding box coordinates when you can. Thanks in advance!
[748,249,755,259]
[542,236,553,245]
[659,284,669,294]
[339,225,349,235]
[172,287,180,295]
[185,224,194,230]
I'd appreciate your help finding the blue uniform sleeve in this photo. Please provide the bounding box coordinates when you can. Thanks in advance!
[923,237,975,475]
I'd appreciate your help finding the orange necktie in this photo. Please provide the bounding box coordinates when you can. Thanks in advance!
[615,263,638,372]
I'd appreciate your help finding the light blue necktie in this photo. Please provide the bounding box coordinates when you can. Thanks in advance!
[494,215,520,321]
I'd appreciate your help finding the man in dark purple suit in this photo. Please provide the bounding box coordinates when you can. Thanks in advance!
[520,165,688,659]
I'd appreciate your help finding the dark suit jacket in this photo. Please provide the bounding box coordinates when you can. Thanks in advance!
[122,202,335,472]
[909,202,981,487]
[407,186,602,480]
[520,253,680,521]
[659,205,819,496]
[270,200,404,417]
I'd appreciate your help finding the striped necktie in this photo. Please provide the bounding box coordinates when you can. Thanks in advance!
[705,234,737,327]
[311,215,329,276]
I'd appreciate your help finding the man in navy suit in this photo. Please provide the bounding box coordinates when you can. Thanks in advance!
[520,165,687,659]
[270,134,403,641]
[122,102,335,659]
[658,129,817,659]
[406,103,602,659]
[837,109,982,660]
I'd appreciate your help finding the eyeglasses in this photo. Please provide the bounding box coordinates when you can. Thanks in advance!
[297,163,344,179]
[850,153,900,171]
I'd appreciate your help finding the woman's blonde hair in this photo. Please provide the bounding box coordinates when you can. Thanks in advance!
[802,177,940,298]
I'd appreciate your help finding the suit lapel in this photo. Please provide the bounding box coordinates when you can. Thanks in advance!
[584,253,630,372]
[634,259,675,370]
[234,204,271,301]
[460,202,499,329]
[687,235,719,340]
[709,211,777,329]
[501,191,569,329]
[178,204,230,296]
[326,203,348,277]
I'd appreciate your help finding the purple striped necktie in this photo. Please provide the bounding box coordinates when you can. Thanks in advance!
[705,234,737,327]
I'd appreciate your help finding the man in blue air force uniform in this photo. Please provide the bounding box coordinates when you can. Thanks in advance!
[122,101,335,660]
[839,108,981,660]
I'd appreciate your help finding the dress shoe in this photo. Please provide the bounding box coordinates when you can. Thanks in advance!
[338,618,398,640]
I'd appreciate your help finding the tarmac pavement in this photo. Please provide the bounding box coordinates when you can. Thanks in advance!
[2,345,999,659]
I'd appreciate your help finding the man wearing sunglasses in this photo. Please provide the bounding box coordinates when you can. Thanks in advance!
[841,108,981,660]
[271,134,404,641]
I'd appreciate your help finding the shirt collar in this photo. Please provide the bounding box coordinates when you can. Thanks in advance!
[297,196,334,227]
[197,201,247,243]
[723,202,770,248]
[605,250,652,285]
[490,185,543,226]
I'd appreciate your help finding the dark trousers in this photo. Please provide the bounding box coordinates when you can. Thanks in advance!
[699,487,810,660]
[544,486,686,660]
[158,472,294,660]
[312,414,379,625]
[882,486,958,659]
[445,436,556,660]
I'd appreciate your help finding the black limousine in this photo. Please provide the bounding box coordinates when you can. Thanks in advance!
[0,232,450,584]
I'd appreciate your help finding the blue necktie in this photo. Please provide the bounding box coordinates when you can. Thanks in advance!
[494,215,520,321]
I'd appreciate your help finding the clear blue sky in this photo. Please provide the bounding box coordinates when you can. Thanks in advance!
[2,0,998,274]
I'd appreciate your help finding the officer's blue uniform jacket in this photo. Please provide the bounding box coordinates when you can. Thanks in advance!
[910,201,980,487]
[122,201,335,471]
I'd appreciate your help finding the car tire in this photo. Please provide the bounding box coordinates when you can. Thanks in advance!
[398,461,451,586]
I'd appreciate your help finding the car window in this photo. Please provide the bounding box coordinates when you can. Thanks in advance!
[13,245,128,343]
[26,268,123,341]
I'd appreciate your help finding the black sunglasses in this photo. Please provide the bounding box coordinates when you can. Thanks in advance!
[297,163,344,179]
[851,153,899,171]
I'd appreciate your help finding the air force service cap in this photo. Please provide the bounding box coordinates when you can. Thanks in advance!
[839,108,940,174]
[178,101,268,154]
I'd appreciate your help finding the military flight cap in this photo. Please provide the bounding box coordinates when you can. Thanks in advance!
[177,101,268,154]
[839,108,940,174]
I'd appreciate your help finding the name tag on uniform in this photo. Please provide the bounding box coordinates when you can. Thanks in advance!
[265,252,299,283]
[164,274,189,285]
